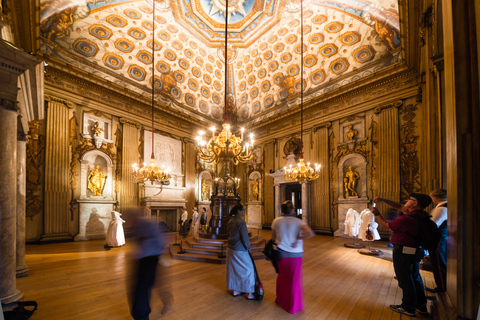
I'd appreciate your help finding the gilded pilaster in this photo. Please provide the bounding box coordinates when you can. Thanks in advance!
[311,123,331,233]
[119,118,140,227]
[375,101,402,217]
[42,95,74,242]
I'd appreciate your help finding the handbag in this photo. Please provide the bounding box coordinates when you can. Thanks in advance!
[248,253,264,301]
[263,239,280,273]
[2,301,38,320]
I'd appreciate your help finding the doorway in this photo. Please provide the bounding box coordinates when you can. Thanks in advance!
[284,183,302,218]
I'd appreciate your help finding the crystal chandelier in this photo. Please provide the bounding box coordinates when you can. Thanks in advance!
[132,1,171,185]
[284,0,321,182]
[195,1,255,165]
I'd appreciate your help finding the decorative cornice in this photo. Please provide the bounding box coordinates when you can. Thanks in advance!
[313,122,332,133]
[181,137,196,144]
[119,118,141,129]
[45,95,75,109]
[250,69,417,131]
[0,98,18,112]
[373,100,403,114]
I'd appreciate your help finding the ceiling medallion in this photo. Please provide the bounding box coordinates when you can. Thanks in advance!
[209,0,247,18]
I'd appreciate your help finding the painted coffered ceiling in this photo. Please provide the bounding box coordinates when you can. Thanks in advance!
[40,0,401,124]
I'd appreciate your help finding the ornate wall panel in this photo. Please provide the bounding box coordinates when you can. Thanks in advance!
[263,143,275,226]
[376,102,401,220]
[119,119,140,228]
[310,124,331,233]
[42,96,73,242]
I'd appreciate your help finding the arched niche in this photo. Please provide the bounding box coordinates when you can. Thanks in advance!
[79,150,114,200]
[248,171,262,202]
[198,170,213,202]
[337,153,368,200]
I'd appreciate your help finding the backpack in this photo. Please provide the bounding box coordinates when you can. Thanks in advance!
[408,213,441,251]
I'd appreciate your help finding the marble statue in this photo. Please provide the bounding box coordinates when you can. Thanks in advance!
[87,165,107,196]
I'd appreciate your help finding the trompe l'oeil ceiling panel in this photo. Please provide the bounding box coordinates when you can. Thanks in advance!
[40,0,401,124]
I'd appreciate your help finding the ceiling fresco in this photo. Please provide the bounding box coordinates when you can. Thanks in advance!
[40,0,401,124]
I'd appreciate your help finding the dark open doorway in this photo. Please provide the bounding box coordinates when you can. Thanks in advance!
[284,183,302,219]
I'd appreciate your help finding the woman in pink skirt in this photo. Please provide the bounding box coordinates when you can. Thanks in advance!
[271,200,314,314]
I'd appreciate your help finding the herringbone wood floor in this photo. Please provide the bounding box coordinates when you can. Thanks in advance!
[17,230,435,319]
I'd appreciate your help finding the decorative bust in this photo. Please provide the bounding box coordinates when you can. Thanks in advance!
[87,165,107,196]
[345,125,358,140]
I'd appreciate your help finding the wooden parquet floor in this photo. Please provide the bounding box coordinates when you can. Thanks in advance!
[17,230,435,320]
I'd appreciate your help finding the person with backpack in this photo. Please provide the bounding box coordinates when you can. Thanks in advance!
[372,193,432,317]
[427,189,448,293]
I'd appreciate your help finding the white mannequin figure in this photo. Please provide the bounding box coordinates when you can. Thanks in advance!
[344,208,361,237]
[106,211,126,247]
[358,209,381,241]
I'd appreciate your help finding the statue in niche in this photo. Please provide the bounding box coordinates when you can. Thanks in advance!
[252,179,259,201]
[345,125,358,140]
[92,121,104,137]
[202,179,210,201]
[86,208,105,233]
[87,165,107,196]
[344,166,360,197]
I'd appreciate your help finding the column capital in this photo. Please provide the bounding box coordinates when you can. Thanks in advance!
[45,95,75,109]
[312,122,332,133]
[119,118,142,129]
[0,98,19,112]
[373,100,402,114]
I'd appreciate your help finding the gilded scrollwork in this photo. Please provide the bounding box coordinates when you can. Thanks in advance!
[369,117,379,195]
[114,125,122,202]
[399,104,421,199]
[329,131,337,218]
[76,135,116,161]
[26,121,45,219]
[333,140,369,163]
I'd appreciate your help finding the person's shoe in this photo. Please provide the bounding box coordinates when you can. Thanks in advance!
[246,294,256,300]
[390,305,416,317]
[416,307,429,316]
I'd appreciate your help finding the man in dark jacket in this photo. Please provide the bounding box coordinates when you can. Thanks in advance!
[372,193,432,317]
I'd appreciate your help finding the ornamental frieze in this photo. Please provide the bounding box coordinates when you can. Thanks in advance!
[399,104,421,200]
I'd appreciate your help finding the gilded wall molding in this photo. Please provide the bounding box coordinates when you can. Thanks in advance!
[45,94,75,109]
[119,118,141,129]
[26,120,45,219]
[399,103,421,200]
[373,100,403,114]
[75,136,116,162]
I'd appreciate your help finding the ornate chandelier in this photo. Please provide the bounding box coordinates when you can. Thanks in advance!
[132,1,171,185]
[195,0,255,165]
[284,0,321,183]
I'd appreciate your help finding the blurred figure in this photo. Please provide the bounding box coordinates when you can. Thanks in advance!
[272,200,314,314]
[428,188,447,292]
[226,204,256,300]
[129,211,168,320]
[189,207,199,236]
[105,210,125,248]
[179,206,188,238]
[200,207,208,230]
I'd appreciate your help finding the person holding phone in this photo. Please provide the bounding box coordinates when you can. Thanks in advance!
[372,193,432,317]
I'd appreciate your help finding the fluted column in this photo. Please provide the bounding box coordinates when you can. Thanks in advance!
[0,100,23,303]
[41,96,74,242]
[16,135,29,277]
[311,123,331,232]
[119,119,140,228]
[376,102,402,216]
